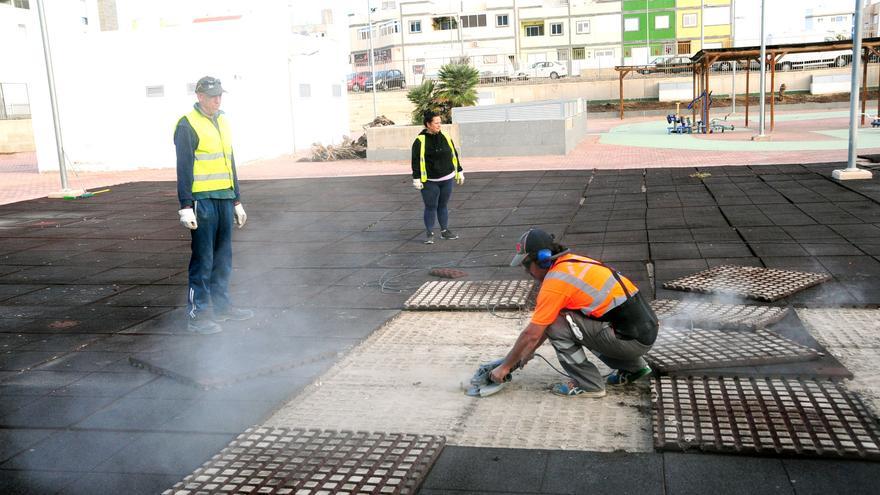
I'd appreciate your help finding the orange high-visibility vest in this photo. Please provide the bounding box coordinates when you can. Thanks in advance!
[542,253,639,318]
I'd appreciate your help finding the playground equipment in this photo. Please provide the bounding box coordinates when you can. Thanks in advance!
[667,102,693,134]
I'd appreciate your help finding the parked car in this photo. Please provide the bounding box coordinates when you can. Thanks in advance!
[515,61,569,80]
[638,56,692,75]
[364,69,406,91]
[479,71,511,84]
[347,72,370,92]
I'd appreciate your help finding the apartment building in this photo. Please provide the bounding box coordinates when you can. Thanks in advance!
[675,0,731,55]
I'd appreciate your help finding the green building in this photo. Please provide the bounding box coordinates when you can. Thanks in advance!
[622,0,677,64]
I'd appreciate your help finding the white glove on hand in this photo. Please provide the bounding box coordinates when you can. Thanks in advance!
[234,203,247,228]
[455,172,465,185]
[412,178,424,190]
[178,208,197,230]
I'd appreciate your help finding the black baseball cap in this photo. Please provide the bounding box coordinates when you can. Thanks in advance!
[510,228,555,267]
[195,76,225,96]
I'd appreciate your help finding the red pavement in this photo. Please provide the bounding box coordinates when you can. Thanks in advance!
[2,115,877,206]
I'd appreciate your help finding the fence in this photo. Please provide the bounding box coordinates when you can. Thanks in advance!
[0,83,31,120]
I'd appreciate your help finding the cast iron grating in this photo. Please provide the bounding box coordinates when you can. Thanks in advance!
[404,280,535,310]
[652,376,880,460]
[662,265,831,302]
[651,299,790,331]
[646,327,821,372]
[163,427,445,495]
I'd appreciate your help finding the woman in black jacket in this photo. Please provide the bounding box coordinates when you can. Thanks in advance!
[410,111,464,244]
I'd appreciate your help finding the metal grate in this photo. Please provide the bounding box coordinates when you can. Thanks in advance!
[163,427,445,495]
[662,265,831,302]
[652,376,880,460]
[404,280,534,310]
[646,327,821,372]
[651,299,790,331]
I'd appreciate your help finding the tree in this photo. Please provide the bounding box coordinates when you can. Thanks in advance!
[406,62,480,124]
[406,79,439,125]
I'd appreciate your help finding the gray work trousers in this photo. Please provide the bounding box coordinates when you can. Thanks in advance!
[546,310,652,392]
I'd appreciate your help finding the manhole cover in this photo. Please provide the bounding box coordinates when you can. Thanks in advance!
[163,427,445,495]
[652,376,880,460]
[404,280,534,310]
[652,299,789,331]
[646,327,821,372]
[662,265,830,302]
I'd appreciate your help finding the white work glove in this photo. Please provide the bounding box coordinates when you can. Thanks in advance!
[178,208,197,230]
[233,203,247,228]
[412,178,424,190]
[455,172,465,185]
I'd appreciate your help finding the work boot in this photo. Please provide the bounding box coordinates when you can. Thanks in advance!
[440,229,459,240]
[424,232,435,244]
[606,366,652,386]
[550,380,606,398]
[187,315,222,335]
[213,307,255,322]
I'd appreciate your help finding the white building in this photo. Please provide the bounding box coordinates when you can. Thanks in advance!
[733,0,858,47]
[5,0,350,173]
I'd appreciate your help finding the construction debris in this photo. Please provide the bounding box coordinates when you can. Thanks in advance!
[364,115,395,128]
[306,135,366,161]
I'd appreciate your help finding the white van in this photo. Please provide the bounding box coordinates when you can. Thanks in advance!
[776,50,851,71]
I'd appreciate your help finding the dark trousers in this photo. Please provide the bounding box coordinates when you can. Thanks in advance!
[420,178,454,233]
[187,198,233,318]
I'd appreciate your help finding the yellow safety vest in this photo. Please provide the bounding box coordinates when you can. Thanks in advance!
[183,109,234,193]
[416,132,460,183]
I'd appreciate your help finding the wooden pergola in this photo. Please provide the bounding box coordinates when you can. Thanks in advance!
[615,37,880,132]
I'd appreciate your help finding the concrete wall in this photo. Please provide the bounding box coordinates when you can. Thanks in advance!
[365,111,588,161]
[0,119,35,153]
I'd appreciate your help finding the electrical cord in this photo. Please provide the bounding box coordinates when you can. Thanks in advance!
[531,352,571,378]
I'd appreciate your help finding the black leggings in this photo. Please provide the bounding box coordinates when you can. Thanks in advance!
[420,178,453,232]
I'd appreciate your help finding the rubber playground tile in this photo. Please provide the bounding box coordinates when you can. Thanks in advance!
[59,473,181,495]
[0,350,58,371]
[49,371,156,397]
[420,446,548,494]
[541,451,664,495]
[0,470,80,495]
[0,249,73,266]
[161,399,276,434]
[801,242,864,256]
[648,228,693,242]
[1,265,111,284]
[818,255,880,277]
[650,242,702,260]
[2,285,130,306]
[81,267,184,285]
[130,333,348,389]
[0,395,118,428]
[0,284,45,302]
[0,370,90,397]
[308,285,409,309]
[830,223,880,239]
[749,242,810,257]
[664,264,831,302]
[0,428,56,464]
[18,333,106,352]
[77,397,198,430]
[652,300,789,331]
[696,242,753,258]
[34,351,129,373]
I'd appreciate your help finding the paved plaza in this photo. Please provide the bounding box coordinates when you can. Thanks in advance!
[2,112,880,494]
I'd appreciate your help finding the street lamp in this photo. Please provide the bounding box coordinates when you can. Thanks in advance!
[834,0,872,179]
[367,0,377,120]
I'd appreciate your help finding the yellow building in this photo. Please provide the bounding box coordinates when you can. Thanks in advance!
[676,0,731,55]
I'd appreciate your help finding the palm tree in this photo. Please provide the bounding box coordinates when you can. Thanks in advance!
[406,79,439,125]
[436,63,480,122]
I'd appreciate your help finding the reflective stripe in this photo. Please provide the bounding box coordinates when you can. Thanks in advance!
[194,152,224,161]
[194,173,234,181]
[545,271,618,315]
[417,132,459,183]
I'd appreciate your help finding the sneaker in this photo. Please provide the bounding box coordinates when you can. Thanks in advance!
[424,232,435,244]
[440,229,459,240]
[213,307,255,322]
[550,380,606,398]
[187,317,222,335]
[606,366,652,386]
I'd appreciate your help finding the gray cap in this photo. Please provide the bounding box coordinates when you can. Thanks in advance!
[509,228,555,267]
[195,76,225,96]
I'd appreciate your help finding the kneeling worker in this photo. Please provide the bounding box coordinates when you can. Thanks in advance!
[490,228,658,397]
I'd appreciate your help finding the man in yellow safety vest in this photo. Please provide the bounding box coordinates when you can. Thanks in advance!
[174,76,253,334]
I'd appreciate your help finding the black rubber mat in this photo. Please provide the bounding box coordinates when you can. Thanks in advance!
[163,427,445,495]
[651,299,789,331]
[663,265,831,302]
[404,280,535,310]
[652,376,880,461]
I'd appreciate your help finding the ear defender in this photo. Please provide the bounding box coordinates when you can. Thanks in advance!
[536,249,553,269]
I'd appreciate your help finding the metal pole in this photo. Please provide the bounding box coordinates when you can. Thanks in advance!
[567,0,573,77]
[645,2,650,65]
[846,0,865,171]
[367,0,377,120]
[731,0,736,114]
[700,0,704,51]
[757,0,767,137]
[36,0,69,190]
[458,1,464,58]
[399,2,406,84]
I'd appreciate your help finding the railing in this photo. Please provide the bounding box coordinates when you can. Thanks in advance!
[0,83,31,120]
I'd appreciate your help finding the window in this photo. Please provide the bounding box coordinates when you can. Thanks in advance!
[677,40,691,54]
[703,7,730,26]
[461,14,486,28]
[624,18,639,32]
[663,43,674,55]
[550,22,563,35]
[557,48,569,60]
[496,14,508,27]
[332,84,342,97]
[381,1,395,9]
[358,27,370,40]
[833,15,846,22]
[434,16,457,30]
[379,21,399,36]
[409,20,421,33]
[525,24,544,36]
[596,49,614,58]
[682,13,697,28]
[145,85,164,97]
[299,84,311,98]
[576,20,590,34]
[655,15,669,30]
[483,55,498,64]
[573,47,586,60]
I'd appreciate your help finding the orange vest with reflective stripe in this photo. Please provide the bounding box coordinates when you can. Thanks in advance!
[541,253,638,319]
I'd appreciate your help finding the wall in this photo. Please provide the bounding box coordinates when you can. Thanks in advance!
[0,119,35,153]
[366,123,460,161]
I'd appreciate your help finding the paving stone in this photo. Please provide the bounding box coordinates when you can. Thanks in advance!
[0,395,118,428]
[663,452,792,495]
[163,427,444,495]
[651,299,789,331]
[653,376,880,460]
[420,447,549,494]
[405,280,534,310]
[663,265,831,302]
